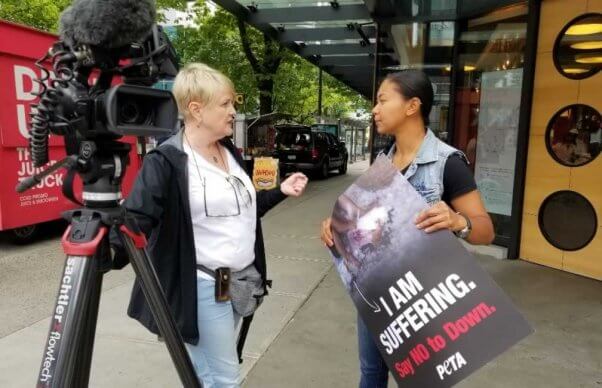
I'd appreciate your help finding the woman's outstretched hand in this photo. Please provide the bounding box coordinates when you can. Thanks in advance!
[280,172,308,197]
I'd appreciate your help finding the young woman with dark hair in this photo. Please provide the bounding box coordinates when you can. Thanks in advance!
[321,70,494,387]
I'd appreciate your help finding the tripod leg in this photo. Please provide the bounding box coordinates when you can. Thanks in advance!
[37,222,106,388]
[118,225,202,388]
[70,257,105,387]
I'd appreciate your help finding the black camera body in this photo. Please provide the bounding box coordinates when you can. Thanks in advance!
[19,15,181,208]
[29,23,179,168]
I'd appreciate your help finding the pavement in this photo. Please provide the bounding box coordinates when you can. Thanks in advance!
[1,157,601,387]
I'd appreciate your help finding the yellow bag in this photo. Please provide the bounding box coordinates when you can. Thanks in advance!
[252,157,279,191]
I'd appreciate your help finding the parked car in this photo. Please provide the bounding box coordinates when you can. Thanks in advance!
[274,124,348,178]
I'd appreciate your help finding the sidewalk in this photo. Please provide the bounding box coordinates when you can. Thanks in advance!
[1,157,601,388]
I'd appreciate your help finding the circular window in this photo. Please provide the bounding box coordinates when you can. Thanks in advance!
[553,13,602,80]
[539,191,598,251]
[546,104,601,167]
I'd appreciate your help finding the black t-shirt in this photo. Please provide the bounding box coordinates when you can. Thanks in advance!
[400,154,477,204]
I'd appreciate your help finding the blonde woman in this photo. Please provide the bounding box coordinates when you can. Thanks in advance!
[113,63,308,387]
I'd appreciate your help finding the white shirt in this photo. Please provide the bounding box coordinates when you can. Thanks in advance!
[184,142,257,279]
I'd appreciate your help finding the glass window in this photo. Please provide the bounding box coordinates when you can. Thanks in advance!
[546,104,601,167]
[554,13,602,80]
[276,130,312,148]
[452,3,528,245]
[539,191,598,251]
[315,132,328,145]
[327,133,338,145]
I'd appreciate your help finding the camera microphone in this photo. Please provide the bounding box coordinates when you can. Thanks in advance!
[59,0,156,49]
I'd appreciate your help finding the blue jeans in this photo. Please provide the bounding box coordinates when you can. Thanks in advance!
[358,315,389,388]
[186,276,241,388]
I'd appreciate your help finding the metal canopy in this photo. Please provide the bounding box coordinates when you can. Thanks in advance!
[212,0,526,98]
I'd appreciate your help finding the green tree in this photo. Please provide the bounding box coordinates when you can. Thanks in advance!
[0,0,71,32]
[172,2,261,113]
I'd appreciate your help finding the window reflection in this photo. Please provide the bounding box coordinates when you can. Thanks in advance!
[546,105,601,167]
[554,13,602,79]
[452,3,528,243]
[539,191,598,251]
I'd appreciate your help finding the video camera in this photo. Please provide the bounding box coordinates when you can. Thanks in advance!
[29,24,179,166]
[19,0,180,204]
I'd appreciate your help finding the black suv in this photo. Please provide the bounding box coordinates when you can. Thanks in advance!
[274,125,348,178]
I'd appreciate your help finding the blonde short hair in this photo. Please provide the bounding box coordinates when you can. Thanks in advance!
[172,63,235,119]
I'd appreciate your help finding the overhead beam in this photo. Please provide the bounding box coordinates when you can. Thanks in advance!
[212,0,374,98]
[316,53,396,67]
[318,55,375,66]
[245,4,371,24]
[280,26,376,43]
[301,42,392,56]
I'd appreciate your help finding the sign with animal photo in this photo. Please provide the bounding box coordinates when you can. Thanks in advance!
[252,157,279,191]
[328,155,532,387]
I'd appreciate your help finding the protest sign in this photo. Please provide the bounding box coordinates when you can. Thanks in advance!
[330,155,532,387]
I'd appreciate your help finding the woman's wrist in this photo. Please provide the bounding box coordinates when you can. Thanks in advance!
[451,212,468,232]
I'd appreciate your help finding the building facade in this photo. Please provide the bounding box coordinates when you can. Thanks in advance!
[214,0,601,280]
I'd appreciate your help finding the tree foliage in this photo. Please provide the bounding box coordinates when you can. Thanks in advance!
[172,1,369,121]
[0,0,71,32]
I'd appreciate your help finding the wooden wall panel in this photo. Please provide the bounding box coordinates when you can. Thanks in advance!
[588,0,602,12]
[529,53,579,135]
[520,0,602,280]
[537,0,588,53]
[570,160,602,218]
[578,73,602,107]
[520,214,564,269]
[523,135,571,215]
[564,229,602,280]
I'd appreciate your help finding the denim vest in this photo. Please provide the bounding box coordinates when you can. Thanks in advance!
[385,129,467,205]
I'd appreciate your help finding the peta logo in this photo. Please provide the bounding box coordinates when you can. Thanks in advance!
[435,352,467,380]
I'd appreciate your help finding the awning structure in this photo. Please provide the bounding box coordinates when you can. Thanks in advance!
[212,0,523,98]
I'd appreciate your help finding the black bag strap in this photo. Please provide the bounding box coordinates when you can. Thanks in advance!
[195,263,216,278]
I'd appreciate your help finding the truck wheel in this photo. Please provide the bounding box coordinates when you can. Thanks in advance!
[338,157,348,175]
[10,225,38,244]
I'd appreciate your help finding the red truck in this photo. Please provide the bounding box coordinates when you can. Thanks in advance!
[0,20,140,243]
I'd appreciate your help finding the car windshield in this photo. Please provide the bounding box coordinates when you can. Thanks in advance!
[276,130,312,149]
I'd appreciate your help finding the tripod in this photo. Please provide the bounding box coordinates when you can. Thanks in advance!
[22,140,202,388]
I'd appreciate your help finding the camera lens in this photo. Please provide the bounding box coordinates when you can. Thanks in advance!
[119,101,152,125]
[106,84,178,136]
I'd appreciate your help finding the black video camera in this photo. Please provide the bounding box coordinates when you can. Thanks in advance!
[29,23,179,168]
[16,0,181,204]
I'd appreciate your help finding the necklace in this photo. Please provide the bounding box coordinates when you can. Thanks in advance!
[184,132,205,185]
[214,142,227,172]
[184,131,227,172]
